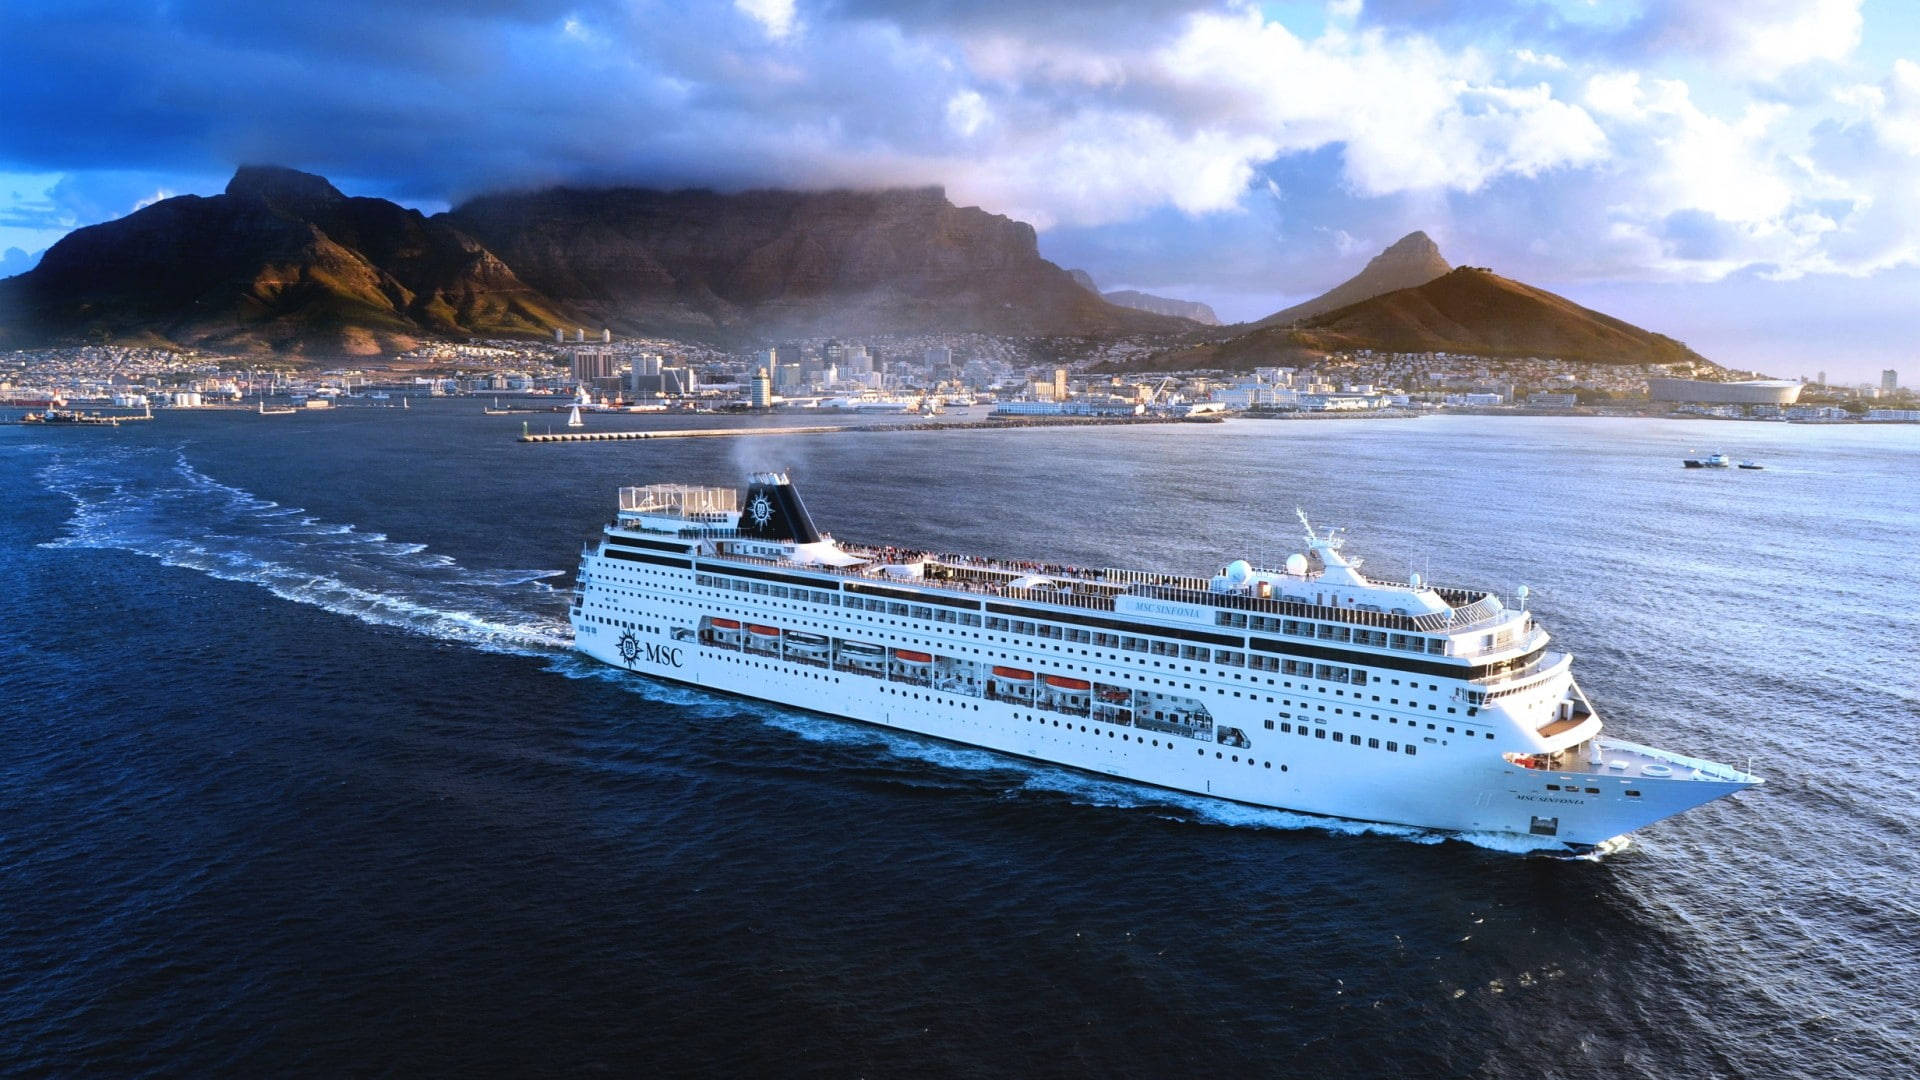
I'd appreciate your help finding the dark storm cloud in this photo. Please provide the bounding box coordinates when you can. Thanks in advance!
[0,0,978,204]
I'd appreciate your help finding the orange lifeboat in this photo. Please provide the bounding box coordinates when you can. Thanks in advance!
[748,624,781,637]
[893,649,933,664]
[992,666,1034,680]
[1045,675,1091,691]
[711,618,741,630]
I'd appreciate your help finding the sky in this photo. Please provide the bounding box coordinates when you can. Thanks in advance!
[2,0,1917,382]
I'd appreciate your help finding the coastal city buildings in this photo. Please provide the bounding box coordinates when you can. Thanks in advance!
[4,333,1912,424]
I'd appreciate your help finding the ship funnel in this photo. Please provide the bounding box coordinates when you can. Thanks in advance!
[740,472,822,544]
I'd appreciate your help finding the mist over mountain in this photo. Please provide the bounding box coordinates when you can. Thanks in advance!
[440,186,1182,340]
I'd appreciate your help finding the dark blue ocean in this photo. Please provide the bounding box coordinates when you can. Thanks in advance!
[3,403,1916,1078]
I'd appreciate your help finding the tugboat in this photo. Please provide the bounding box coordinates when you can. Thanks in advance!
[1683,452,1731,468]
[1738,460,1764,470]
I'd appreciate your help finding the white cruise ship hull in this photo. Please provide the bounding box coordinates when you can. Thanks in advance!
[572,598,1744,850]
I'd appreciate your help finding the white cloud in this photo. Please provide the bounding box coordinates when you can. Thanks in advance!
[735,0,797,41]
[1646,0,1865,78]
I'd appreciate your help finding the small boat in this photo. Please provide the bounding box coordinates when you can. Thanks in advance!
[1683,452,1731,468]
[566,405,584,428]
[1738,461,1764,470]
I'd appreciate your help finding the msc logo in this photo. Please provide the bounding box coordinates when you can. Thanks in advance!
[616,630,683,669]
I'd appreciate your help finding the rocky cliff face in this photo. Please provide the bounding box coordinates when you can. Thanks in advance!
[0,166,566,354]
[1255,231,1452,328]
[441,186,1181,337]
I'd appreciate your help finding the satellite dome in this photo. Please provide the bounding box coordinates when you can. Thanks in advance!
[1225,560,1252,583]
[1516,584,1530,599]
[1409,571,1423,588]
[1285,553,1309,575]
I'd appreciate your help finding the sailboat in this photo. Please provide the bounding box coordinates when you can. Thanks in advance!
[567,404,585,428]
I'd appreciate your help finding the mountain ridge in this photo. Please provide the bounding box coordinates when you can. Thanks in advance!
[1254,231,1452,329]
[0,167,1187,353]
[1159,266,1709,371]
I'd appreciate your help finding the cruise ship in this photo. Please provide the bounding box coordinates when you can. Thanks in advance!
[569,473,1761,849]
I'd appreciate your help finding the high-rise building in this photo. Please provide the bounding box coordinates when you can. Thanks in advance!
[751,368,773,409]
[925,346,951,369]
[1883,369,1899,394]
[1053,367,1069,402]
[570,348,617,383]
[1818,370,1827,386]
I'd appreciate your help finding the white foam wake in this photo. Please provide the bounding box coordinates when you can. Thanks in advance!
[36,447,573,656]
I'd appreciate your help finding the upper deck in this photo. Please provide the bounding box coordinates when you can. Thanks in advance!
[604,479,1539,669]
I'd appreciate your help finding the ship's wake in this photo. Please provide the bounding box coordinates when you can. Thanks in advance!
[36,447,573,657]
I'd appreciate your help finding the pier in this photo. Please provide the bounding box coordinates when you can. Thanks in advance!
[516,414,1192,444]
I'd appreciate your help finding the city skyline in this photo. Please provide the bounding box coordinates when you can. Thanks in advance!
[3,1,1919,380]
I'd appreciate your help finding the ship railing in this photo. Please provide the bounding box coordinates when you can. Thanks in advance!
[1475,650,1569,688]
[692,549,1507,635]
[1130,583,1504,634]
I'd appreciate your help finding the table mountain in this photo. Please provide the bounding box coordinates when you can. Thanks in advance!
[0,167,1185,352]
[440,186,1181,338]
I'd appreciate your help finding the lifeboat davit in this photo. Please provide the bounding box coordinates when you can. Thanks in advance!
[992,666,1035,680]
[893,649,933,664]
[1045,675,1092,691]
[711,618,741,630]
[748,624,781,637]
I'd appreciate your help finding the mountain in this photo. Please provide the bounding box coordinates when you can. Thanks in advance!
[1169,267,1708,370]
[0,168,1186,352]
[0,166,567,354]
[441,186,1183,338]
[1101,289,1220,325]
[1064,268,1217,324]
[1254,231,1451,328]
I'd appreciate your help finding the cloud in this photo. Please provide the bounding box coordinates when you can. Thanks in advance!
[0,0,1915,321]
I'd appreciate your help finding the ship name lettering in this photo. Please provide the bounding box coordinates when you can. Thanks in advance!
[644,643,685,668]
